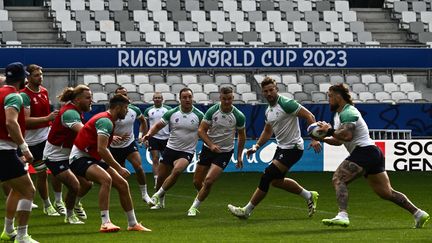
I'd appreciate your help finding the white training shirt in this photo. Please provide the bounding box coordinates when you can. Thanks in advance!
[333,104,374,153]
[160,105,204,154]
[144,105,171,140]
[265,95,304,150]
[203,103,246,152]
[110,104,142,148]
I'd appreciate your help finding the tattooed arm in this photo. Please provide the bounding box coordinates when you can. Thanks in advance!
[332,123,355,142]
[318,121,355,143]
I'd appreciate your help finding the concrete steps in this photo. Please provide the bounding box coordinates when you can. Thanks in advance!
[5,6,66,45]
[353,8,420,46]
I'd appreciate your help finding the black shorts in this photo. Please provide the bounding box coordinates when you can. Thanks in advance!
[272,147,304,170]
[148,137,168,151]
[346,145,385,177]
[161,147,194,167]
[69,157,110,178]
[109,141,139,167]
[198,145,233,169]
[0,150,27,182]
[29,141,46,162]
[45,159,70,176]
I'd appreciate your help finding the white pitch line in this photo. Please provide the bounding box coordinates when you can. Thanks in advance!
[163,192,367,219]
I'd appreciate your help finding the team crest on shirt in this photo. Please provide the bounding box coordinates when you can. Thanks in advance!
[214,117,218,122]
[175,118,179,123]
[33,97,38,104]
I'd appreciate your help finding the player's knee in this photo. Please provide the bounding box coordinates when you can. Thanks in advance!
[117,178,130,193]
[193,179,202,190]
[377,188,394,200]
[100,175,112,188]
[258,164,283,192]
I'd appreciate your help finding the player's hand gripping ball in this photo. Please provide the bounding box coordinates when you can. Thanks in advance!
[307,122,326,139]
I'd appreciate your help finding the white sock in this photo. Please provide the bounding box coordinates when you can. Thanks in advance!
[43,198,52,208]
[125,210,138,227]
[414,209,424,218]
[139,184,148,198]
[16,225,28,238]
[101,210,110,224]
[191,198,201,209]
[66,210,74,218]
[155,187,165,197]
[4,217,14,234]
[244,202,255,214]
[54,192,62,202]
[299,189,312,201]
[337,211,349,219]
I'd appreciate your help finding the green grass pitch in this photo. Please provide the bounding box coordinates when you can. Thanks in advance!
[3,172,431,242]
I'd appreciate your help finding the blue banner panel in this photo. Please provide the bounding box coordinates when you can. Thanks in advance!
[1,47,432,69]
[124,139,323,174]
[87,103,432,139]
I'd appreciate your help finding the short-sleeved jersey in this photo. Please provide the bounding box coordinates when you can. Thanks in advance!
[333,104,374,153]
[0,86,25,150]
[161,105,204,154]
[70,111,114,161]
[20,86,51,145]
[111,104,142,148]
[265,95,304,150]
[203,103,245,152]
[44,103,83,161]
[144,104,171,140]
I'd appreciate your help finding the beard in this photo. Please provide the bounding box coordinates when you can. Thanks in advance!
[330,103,339,112]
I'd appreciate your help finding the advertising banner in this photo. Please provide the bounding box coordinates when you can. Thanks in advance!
[1,47,432,69]
[323,140,432,171]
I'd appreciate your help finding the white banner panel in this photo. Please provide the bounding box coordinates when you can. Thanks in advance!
[324,140,432,172]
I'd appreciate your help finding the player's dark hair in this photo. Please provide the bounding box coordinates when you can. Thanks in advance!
[261,77,277,88]
[58,85,90,102]
[329,83,353,105]
[115,86,126,94]
[109,94,130,108]
[220,86,233,94]
[26,64,42,75]
[179,87,193,97]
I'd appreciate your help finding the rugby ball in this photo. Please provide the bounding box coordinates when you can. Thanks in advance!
[307,122,326,139]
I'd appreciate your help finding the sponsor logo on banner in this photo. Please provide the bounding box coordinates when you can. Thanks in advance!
[387,140,432,171]
[323,140,432,172]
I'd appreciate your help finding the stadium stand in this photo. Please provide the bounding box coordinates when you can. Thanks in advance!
[0,0,429,105]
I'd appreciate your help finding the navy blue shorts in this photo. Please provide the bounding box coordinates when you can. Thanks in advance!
[346,145,385,177]
[148,137,168,151]
[272,147,304,170]
[69,157,110,178]
[0,150,27,182]
[29,141,46,162]
[109,141,139,167]
[161,147,193,167]
[45,159,70,176]
[198,145,233,169]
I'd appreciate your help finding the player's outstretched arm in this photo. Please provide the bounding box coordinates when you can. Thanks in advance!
[143,120,166,141]
[246,123,272,159]
[198,121,220,153]
[97,134,130,178]
[236,128,246,168]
